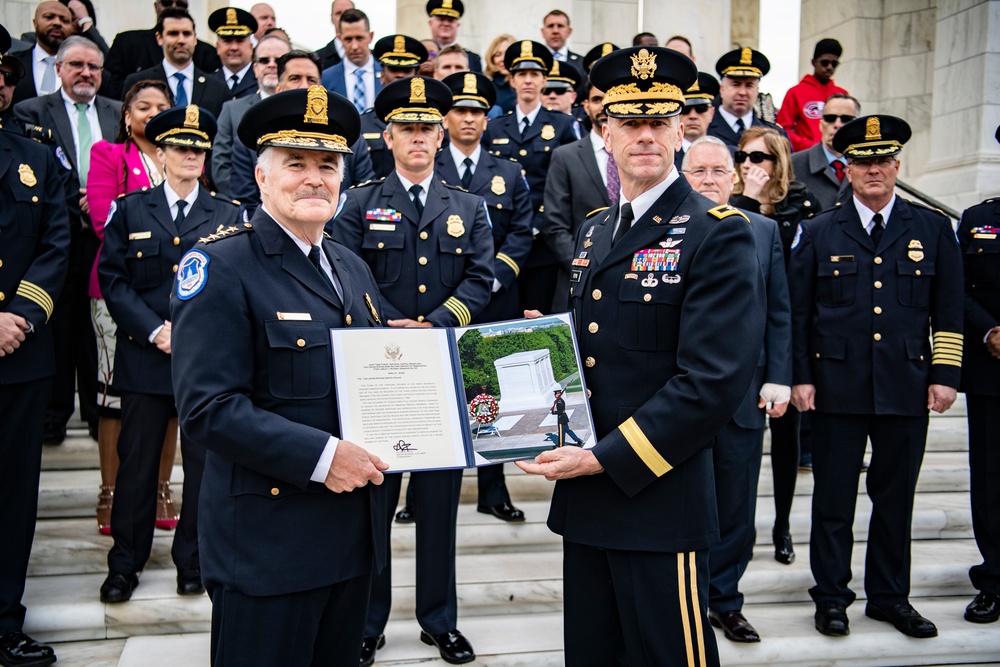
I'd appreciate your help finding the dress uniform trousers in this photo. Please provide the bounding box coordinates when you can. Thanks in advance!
[966,395,1000,594]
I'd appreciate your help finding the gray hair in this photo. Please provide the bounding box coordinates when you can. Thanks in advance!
[682,135,733,172]
[56,36,104,64]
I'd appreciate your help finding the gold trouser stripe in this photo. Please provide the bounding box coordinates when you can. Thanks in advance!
[16,281,54,320]
[619,417,672,477]
[443,297,470,326]
[688,551,707,667]
[496,252,520,276]
[676,553,695,667]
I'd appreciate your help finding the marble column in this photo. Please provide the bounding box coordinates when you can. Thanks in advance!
[730,0,758,50]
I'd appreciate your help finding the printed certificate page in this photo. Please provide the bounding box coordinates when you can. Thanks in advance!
[331,328,468,472]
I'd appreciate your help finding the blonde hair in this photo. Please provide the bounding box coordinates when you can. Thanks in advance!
[484,33,516,79]
[733,126,792,215]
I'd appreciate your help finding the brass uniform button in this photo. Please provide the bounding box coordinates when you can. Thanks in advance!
[31,196,38,203]
[519,149,527,156]
[592,289,602,300]
[0,292,4,301]
[296,338,306,347]
[920,355,925,361]
[420,231,429,240]
[419,257,428,265]
[915,269,921,276]
[378,242,385,249]
[455,247,462,254]
[874,306,882,314]
[244,222,253,228]
[978,247,983,254]
[815,353,820,358]
[833,269,840,276]
[873,333,882,341]
[588,322,599,334]
[496,203,502,209]
[418,284,427,293]
[585,357,596,368]
[136,251,143,258]
[172,264,178,273]
[643,294,652,302]
[544,146,550,152]
[586,389,592,398]
[874,280,883,289]
[874,256,882,264]
[271,488,279,496]
[346,315,352,325]
[173,237,181,246]
[0,259,4,267]
[417,315,425,323]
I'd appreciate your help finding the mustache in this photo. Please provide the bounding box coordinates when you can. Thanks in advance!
[293,189,333,201]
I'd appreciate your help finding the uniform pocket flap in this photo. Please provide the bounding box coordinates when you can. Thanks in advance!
[264,320,330,351]
[618,276,684,304]
[361,232,405,250]
[904,337,928,361]
[230,466,308,498]
[125,239,160,259]
[966,240,1000,255]
[438,236,471,255]
[818,260,857,277]
[815,336,846,360]
[896,260,935,276]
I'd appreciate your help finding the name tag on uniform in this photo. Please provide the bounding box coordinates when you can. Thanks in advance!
[974,233,997,239]
[369,223,396,231]
[491,138,510,145]
[829,255,855,262]
[128,231,152,240]
[277,312,312,321]
[363,133,381,140]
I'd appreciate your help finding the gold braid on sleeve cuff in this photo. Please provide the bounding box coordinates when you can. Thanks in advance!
[619,417,672,477]
[443,297,471,327]
[16,281,54,321]
[931,331,963,367]
[496,252,520,277]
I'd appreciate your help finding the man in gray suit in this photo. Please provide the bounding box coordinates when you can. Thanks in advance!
[211,34,288,195]
[683,135,791,644]
[542,78,612,312]
[790,94,858,210]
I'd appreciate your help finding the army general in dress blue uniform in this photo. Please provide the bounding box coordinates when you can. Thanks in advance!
[518,46,766,667]
[170,87,390,667]
[789,115,964,640]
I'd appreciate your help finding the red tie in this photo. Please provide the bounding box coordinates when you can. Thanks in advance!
[832,160,845,184]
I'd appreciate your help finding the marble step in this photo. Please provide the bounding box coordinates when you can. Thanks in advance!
[112,597,999,667]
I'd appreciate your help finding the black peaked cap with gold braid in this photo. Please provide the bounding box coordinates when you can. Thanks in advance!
[208,7,257,38]
[374,75,452,124]
[589,46,697,119]
[238,86,360,154]
[546,59,583,91]
[0,23,26,79]
[583,42,619,72]
[373,34,428,69]
[832,114,911,159]
[504,40,553,74]
[146,105,217,150]
[715,47,770,79]
[426,0,464,18]
[684,72,720,107]
[442,71,495,110]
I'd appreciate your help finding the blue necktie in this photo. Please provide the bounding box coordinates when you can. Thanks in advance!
[173,72,188,107]
[353,69,366,114]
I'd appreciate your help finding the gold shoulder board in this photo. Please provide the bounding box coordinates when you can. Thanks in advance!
[708,205,749,223]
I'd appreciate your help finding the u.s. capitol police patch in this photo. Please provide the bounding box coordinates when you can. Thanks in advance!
[55,146,72,171]
[176,250,210,300]
[791,224,803,250]
[106,199,117,225]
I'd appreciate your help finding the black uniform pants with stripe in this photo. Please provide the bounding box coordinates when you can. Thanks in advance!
[808,412,928,607]
[0,379,50,635]
[967,394,1000,594]
[563,540,719,667]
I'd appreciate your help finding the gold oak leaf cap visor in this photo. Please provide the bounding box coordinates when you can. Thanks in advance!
[590,46,697,119]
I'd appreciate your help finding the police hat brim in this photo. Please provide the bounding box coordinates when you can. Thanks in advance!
[832,114,911,160]
[238,87,360,154]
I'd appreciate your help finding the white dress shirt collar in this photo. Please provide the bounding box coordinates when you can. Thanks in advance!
[163,59,195,80]
[449,142,481,174]
[262,205,344,301]
[163,180,199,218]
[616,168,680,234]
[222,62,253,85]
[717,106,754,135]
[515,103,543,127]
[396,172,435,205]
[853,194,896,232]
[590,129,609,187]
[33,43,60,94]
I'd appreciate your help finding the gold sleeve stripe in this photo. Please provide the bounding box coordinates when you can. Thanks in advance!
[619,417,672,477]
[496,252,520,276]
[932,358,963,367]
[932,349,963,357]
[16,281,54,320]
[688,551,708,667]
[443,297,471,327]
[676,553,696,667]
[933,332,963,342]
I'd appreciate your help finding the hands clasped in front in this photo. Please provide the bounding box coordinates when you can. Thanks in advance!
[325,440,389,493]
[0,312,29,356]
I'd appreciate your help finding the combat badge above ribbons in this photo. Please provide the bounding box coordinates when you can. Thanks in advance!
[908,239,924,262]
[176,249,210,301]
[447,214,465,237]
[491,175,506,195]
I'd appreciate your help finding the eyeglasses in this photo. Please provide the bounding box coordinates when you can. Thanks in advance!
[734,150,777,164]
[681,105,711,115]
[822,113,855,124]
[684,168,732,179]
[63,61,104,73]
[542,87,572,95]
[255,57,277,65]
[818,59,840,68]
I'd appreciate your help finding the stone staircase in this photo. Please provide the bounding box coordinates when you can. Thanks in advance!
[24,396,1000,666]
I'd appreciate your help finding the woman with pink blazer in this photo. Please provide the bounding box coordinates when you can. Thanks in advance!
[87,80,179,535]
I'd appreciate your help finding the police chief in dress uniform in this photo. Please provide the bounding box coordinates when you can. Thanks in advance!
[171,87,390,666]
[97,104,240,604]
[517,46,766,666]
[789,115,964,639]
[957,126,1000,624]
[0,23,70,667]
[332,75,493,666]
[359,35,429,181]
[483,40,577,313]
[437,70,534,522]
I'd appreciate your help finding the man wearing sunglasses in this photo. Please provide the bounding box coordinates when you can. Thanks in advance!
[675,71,719,171]
[541,58,583,138]
[707,47,787,150]
[791,93,859,209]
[776,38,848,153]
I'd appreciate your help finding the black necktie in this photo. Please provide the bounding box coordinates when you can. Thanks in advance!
[612,202,634,247]
[308,245,337,294]
[410,184,424,220]
[521,116,530,137]
[735,117,746,136]
[174,199,187,227]
[229,74,239,90]
[870,212,884,247]
[461,157,473,189]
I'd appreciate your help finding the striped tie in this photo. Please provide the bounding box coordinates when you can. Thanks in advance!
[353,69,366,114]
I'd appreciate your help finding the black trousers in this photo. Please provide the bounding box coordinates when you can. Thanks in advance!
[563,541,719,667]
[366,469,462,636]
[518,263,558,314]
[768,406,800,535]
[808,412,928,606]
[477,465,511,508]
[210,572,371,667]
[967,393,1000,594]
[0,379,50,635]
[708,421,764,613]
[108,392,203,573]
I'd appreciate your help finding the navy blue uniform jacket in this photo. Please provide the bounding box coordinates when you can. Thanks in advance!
[957,199,1000,396]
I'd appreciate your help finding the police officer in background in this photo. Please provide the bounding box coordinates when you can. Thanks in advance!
[789,115,964,639]
[0,23,70,667]
[483,40,576,313]
[956,125,1000,624]
[332,75,492,665]
[97,104,240,604]
[518,46,765,666]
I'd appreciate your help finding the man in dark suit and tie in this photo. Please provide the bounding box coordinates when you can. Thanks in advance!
[122,8,228,120]
[707,48,788,150]
[13,34,120,444]
[8,1,73,106]
[207,7,258,102]
[541,10,583,69]
[315,0,354,70]
[426,0,482,73]
[320,8,382,113]
[790,93,858,210]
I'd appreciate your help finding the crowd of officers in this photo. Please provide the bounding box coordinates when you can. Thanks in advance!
[0,1,998,666]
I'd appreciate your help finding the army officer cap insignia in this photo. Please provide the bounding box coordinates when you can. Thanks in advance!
[374,34,428,70]
[374,75,452,124]
[715,47,770,79]
[238,86,361,154]
[833,114,911,159]
[146,105,218,151]
[443,71,496,110]
[505,40,553,74]
[208,7,257,38]
[589,46,697,119]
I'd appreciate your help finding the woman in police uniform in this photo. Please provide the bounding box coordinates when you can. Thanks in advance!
[97,104,240,603]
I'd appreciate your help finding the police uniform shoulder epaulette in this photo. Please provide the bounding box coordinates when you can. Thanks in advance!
[906,198,948,218]
[349,178,382,190]
[507,157,519,164]
[208,190,241,206]
[708,204,750,223]
[442,182,468,193]
[586,206,610,218]
[119,187,150,201]
[199,222,254,244]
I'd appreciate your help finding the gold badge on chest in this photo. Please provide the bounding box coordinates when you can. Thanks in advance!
[18,164,37,187]
[908,239,924,262]
[447,214,465,237]
[491,175,506,195]
[541,124,555,140]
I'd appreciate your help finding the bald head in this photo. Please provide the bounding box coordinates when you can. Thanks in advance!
[250,3,276,40]
[34,1,73,54]
[331,0,355,26]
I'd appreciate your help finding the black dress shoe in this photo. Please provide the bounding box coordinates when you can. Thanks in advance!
[420,629,475,664]
[965,592,1000,623]
[100,571,138,603]
[773,530,795,565]
[865,601,937,638]
[709,610,760,642]
[815,600,850,636]
[177,568,205,596]
[359,634,385,666]
[395,506,415,523]
[0,631,56,667]
[476,501,525,522]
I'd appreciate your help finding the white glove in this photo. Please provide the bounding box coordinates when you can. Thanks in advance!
[759,383,791,406]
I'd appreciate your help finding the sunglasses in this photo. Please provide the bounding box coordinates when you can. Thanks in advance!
[681,105,711,115]
[734,150,777,164]
[0,70,23,85]
[818,59,840,68]
[542,87,573,96]
[822,113,856,124]
[255,57,278,65]
[159,0,189,7]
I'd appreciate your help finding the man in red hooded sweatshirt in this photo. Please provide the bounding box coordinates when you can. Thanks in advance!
[776,38,847,152]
